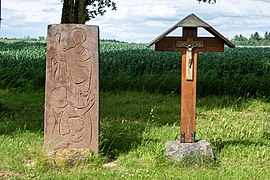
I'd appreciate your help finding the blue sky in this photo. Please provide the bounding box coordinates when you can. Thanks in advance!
[1,0,270,43]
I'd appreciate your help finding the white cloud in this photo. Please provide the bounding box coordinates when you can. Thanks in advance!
[1,0,270,42]
[133,4,177,19]
[143,21,167,28]
[2,0,61,23]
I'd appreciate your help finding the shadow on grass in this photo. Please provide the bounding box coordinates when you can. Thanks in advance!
[211,139,270,155]
[0,106,44,135]
[1,90,269,159]
[99,121,147,159]
[0,91,44,135]
[0,90,148,159]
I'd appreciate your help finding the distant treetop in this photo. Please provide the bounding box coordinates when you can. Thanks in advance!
[197,0,216,4]
[61,0,116,24]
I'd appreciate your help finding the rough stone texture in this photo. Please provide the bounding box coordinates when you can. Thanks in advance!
[165,140,214,164]
[46,148,93,168]
[44,24,99,153]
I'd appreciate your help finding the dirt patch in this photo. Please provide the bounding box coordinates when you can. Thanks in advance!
[0,170,27,179]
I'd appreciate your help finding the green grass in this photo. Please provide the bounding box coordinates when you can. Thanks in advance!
[0,39,270,178]
[0,90,269,179]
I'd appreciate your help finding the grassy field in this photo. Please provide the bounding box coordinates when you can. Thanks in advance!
[0,40,270,179]
[1,40,270,96]
[0,90,269,179]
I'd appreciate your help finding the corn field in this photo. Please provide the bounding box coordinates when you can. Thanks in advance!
[0,40,270,97]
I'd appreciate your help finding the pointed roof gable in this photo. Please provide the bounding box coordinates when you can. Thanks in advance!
[176,13,211,27]
[147,13,235,48]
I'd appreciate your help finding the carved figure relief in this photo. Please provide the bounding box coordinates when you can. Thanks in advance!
[45,24,99,152]
[176,34,204,81]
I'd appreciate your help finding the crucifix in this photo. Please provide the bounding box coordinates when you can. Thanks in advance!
[148,14,235,143]
[176,32,204,81]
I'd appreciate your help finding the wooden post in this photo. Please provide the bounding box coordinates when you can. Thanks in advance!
[180,51,197,143]
[177,28,201,143]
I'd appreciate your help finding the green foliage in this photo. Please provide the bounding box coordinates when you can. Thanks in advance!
[265,31,270,40]
[61,0,116,23]
[0,40,46,91]
[233,31,270,46]
[0,40,270,97]
[250,32,262,41]
[197,0,216,4]
[100,42,270,97]
[0,90,270,178]
[86,0,116,20]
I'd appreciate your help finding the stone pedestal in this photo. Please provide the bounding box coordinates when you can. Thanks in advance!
[165,140,214,164]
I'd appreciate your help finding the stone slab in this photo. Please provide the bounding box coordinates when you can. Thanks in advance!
[165,140,214,164]
[44,24,99,153]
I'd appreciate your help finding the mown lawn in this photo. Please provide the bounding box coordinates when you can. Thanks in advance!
[0,90,270,179]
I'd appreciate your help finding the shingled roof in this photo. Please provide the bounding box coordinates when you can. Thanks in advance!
[147,13,235,48]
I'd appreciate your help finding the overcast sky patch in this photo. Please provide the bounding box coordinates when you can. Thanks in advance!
[1,0,270,42]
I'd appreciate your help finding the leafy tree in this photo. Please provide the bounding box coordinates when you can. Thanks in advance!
[60,0,217,24]
[264,31,270,41]
[197,0,216,4]
[250,32,262,41]
[232,31,270,46]
[61,0,116,24]
[233,34,248,42]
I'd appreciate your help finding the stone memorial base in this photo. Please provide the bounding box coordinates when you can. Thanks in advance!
[46,148,93,167]
[165,140,214,164]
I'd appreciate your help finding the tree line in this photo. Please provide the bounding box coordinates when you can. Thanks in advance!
[232,31,270,46]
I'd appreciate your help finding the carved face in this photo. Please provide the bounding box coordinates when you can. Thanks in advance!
[71,28,86,45]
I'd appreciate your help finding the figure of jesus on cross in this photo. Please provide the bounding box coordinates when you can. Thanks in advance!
[177,33,204,81]
[148,14,235,143]
[180,42,202,67]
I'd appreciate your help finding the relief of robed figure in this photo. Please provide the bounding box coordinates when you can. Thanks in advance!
[45,25,99,152]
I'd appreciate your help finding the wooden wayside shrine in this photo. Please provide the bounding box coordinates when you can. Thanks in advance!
[148,13,235,143]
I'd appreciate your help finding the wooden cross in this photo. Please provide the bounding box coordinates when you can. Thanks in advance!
[148,14,235,143]
[155,27,225,143]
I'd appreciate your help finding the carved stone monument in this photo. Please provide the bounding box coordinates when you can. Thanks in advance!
[44,24,99,154]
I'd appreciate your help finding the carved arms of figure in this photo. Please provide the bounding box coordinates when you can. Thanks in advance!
[180,42,202,68]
